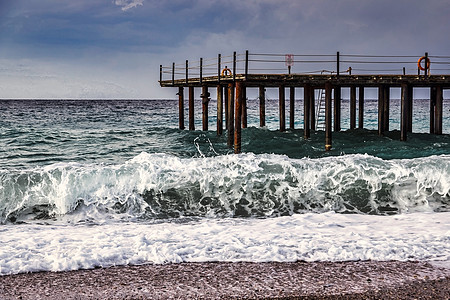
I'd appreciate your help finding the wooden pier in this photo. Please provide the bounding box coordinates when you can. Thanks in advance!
[159,51,450,153]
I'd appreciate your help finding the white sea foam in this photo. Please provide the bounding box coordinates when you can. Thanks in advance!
[0,212,449,275]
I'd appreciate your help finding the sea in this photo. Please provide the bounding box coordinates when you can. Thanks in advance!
[0,97,449,275]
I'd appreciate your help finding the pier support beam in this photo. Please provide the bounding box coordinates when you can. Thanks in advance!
[334,86,341,132]
[408,86,413,132]
[227,83,235,147]
[430,87,436,134]
[435,86,443,134]
[358,86,364,129]
[303,85,311,139]
[178,87,185,130]
[290,87,295,129]
[383,86,390,132]
[401,83,410,141]
[234,81,243,154]
[279,86,286,132]
[242,87,247,128]
[189,87,195,130]
[224,84,229,130]
[259,86,266,127]
[350,86,356,129]
[325,82,332,151]
[310,87,316,131]
[201,86,210,131]
[217,85,223,135]
[378,85,385,136]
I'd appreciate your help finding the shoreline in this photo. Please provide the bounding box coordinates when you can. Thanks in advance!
[1,260,449,299]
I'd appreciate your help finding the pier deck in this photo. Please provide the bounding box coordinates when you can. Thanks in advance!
[159,51,450,153]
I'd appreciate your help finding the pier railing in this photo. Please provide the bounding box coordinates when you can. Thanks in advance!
[160,51,450,83]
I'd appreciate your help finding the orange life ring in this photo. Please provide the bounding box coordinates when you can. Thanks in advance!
[417,56,430,71]
[221,68,232,76]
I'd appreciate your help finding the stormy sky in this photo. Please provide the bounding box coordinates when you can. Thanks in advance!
[0,0,449,99]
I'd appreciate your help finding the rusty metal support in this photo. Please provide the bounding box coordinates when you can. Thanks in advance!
[303,85,311,138]
[350,86,356,129]
[334,86,341,132]
[378,85,385,136]
[430,87,436,134]
[160,65,162,82]
[227,83,234,147]
[201,85,209,131]
[325,82,332,151]
[383,86,390,132]
[218,54,221,84]
[233,52,236,82]
[310,87,315,131]
[242,86,247,128]
[172,62,175,85]
[234,81,243,154]
[359,86,364,129]
[279,86,286,132]
[200,58,203,85]
[401,83,409,141]
[178,87,185,130]
[217,85,223,135]
[408,85,413,132]
[435,86,443,134]
[259,86,266,127]
[189,87,195,130]
[245,50,249,81]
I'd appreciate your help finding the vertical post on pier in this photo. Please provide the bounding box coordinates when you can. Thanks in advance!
[217,85,223,135]
[200,58,203,85]
[435,86,443,134]
[303,85,311,138]
[310,87,316,131]
[424,52,429,77]
[160,65,163,82]
[224,84,229,130]
[430,87,436,134]
[185,60,189,84]
[378,85,385,136]
[233,52,237,82]
[334,86,341,131]
[279,86,286,132]
[350,86,357,129]
[227,83,235,147]
[325,82,332,151]
[383,86,390,132]
[401,83,409,141]
[408,85,413,132]
[218,54,221,84]
[290,87,295,129]
[336,52,340,77]
[178,87,185,130]
[245,50,249,81]
[242,86,247,128]
[259,86,266,127]
[172,62,175,85]
[234,81,243,154]
[201,86,209,131]
[358,86,364,129]
[189,87,195,130]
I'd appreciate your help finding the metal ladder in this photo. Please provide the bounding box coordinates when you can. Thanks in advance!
[315,89,326,130]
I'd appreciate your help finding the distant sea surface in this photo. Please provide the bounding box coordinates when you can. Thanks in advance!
[0,99,449,275]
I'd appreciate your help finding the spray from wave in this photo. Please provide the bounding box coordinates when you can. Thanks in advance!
[1,153,449,224]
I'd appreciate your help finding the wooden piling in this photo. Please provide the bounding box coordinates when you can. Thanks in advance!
[178,87,185,130]
[189,86,195,130]
[378,85,385,135]
[217,85,223,135]
[234,81,243,154]
[350,86,356,129]
[430,87,436,134]
[408,85,413,132]
[242,86,247,128]
[303,85,311,138]
[334,86,341,131]
[224,84,229,130]
[202,85,209,131]
[259,86,266,127]
[358,86,364,129]
[400,83,409,141]
[435,86,443,134]
[290,87,295,129]
[227,83,234,147]
[325,82,332,151]
[383,86,390,132]
[310,88,316,131]
[279,86,286,132]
